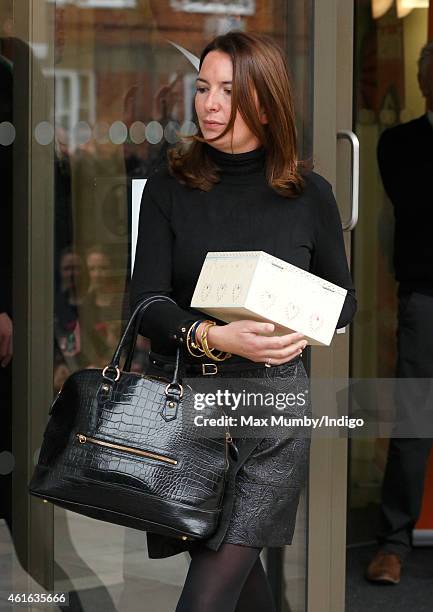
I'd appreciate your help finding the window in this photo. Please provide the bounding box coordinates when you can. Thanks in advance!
[170,0,255,16]
[52,0,137,8]
[43,69,96,152]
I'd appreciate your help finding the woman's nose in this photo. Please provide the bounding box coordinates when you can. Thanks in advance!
[204,91,220,112]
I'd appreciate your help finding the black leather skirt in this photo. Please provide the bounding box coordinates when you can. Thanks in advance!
[145,355,311,553]
[216,357,310,548]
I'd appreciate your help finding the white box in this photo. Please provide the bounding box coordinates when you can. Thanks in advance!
[190,251,347,346]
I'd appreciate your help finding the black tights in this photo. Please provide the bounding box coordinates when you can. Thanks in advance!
[175,543,276,612]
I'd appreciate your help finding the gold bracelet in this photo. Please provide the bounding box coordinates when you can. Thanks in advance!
[186,319,230,361]
[200,322,220,358]
[192,320,212,351]
[200,321,232,362]
[186,321,205,358]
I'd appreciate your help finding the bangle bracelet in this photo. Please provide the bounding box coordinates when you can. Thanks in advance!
[200,321,232,362]
[200,322,219,358]
[191,320,205,350]
[186,321,205,358]
[189,319,214,352]
[192,319,216,351]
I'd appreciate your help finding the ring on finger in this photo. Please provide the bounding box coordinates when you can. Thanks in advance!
[264,357,272,368]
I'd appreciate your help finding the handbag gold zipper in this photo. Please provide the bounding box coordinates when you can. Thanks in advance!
[75,433,178,465]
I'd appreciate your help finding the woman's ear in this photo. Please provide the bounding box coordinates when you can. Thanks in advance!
[259,109,268,124]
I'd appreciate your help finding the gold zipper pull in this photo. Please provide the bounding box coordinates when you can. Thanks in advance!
[77,434,87,444]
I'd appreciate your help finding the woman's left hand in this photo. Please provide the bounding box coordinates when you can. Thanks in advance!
[196,319,307,365]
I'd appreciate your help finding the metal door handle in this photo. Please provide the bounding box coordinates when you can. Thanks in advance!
[337,130,359,231]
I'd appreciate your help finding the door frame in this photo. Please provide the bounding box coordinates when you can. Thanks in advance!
[13,0,56,590]
[15,0,356,606]
[307,1,355,610]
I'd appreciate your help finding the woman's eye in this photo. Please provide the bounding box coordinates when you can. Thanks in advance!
[195,87,207,93]
[224,89,232,95]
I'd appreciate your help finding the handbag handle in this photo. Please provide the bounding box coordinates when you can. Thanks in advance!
[122,295,177,372]
[100,295,184,423]
[103,295,178,380]
[122,310,143,373]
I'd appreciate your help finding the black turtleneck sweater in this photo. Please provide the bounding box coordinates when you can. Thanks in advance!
[130,144,357,357]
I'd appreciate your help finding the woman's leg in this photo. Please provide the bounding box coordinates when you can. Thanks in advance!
[175,543,262,612]
[234,555,276,612]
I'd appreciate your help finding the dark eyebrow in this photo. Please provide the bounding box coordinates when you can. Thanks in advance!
[195,77,232,85]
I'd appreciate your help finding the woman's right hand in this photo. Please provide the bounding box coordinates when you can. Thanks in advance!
[205,320,307,365]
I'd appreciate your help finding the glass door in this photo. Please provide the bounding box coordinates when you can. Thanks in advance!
[5,1,317,611]
[51,2,314,610]
[5,1,358,611]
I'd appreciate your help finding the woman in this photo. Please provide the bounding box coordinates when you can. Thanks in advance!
[53,248,86,390]
[130,31,356,612]
[79,245,123,367]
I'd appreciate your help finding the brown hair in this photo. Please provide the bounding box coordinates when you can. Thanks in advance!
[168,31,307,197]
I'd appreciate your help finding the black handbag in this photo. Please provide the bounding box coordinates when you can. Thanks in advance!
[28,295,236,541]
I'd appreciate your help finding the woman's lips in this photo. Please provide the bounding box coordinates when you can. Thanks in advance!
[203,120,224,130]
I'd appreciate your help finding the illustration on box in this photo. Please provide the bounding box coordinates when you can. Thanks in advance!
[191,251,347,346]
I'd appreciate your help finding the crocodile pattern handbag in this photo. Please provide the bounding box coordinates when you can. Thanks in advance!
[28,296,233,541]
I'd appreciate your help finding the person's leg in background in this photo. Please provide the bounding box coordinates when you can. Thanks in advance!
[367,291,433,583]
[378,437,432,560]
